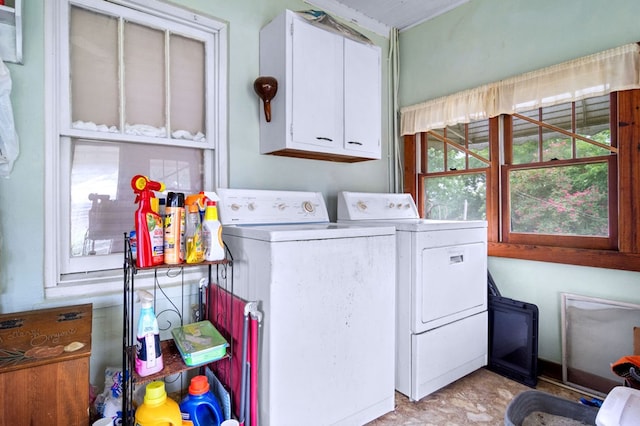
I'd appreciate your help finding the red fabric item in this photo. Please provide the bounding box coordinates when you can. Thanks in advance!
[207,284,259,424]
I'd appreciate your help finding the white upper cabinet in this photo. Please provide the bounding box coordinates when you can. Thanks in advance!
[259,10,382,162]
[343,37,382,156]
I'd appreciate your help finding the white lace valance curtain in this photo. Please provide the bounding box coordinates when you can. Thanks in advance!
[400,43,640,136]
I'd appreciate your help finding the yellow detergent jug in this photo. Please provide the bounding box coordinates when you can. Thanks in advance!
[134,381,183,426]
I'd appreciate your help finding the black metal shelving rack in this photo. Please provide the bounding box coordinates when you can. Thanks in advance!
[122,235,233,425]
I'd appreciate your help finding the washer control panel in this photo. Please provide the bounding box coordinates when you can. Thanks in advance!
[337,191,419,221]
[217,188,329,225]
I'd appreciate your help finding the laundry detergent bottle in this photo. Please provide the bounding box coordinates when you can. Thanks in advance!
[134,381,183,426]
[179,375,224,426]
[135,290,164,377]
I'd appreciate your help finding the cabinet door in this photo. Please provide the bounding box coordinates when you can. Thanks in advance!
[291,18,343,150]
[343,38,381,157]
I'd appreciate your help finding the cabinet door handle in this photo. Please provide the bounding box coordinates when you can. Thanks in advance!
[347,141,363,146]
[316,137,333,142]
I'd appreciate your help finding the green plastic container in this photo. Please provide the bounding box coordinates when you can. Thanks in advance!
[171,320,229,366]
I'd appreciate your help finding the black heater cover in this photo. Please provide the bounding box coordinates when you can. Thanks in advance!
[487,273,539,387]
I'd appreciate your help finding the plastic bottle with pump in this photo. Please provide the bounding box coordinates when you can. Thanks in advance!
[131,175,165,268]
[134,381,183,426]
[179,375,224,426]
[135,290,164,377]
[202,200,225,262]
[186,203,205,264]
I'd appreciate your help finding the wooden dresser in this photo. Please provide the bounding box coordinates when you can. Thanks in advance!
[0,303,92,426]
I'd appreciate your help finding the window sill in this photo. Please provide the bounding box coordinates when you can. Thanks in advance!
[488,242,640,272]
[45,266,209,306]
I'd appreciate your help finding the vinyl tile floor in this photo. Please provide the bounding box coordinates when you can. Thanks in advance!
[366,368,593,425]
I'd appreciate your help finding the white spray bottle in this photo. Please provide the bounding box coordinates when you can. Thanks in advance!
[202,200,225,262]
[135,290,164,376]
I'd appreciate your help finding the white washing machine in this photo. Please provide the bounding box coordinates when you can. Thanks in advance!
[338,191,488,401]
[217,188,396,426]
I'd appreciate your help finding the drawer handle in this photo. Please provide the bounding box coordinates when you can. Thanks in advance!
[450,254,464,264]
[347,140,363,146]
[316,137,333,142]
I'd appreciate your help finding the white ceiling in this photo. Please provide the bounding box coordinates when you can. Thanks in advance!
[305,0,470,37]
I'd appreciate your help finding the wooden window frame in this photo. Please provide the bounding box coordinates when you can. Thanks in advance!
[500,156,618,250]
[418,126,492,222]
[501,97,618,251]
[403,89,640,272]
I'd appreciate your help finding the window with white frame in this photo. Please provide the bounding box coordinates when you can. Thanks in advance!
[44,0,227,296]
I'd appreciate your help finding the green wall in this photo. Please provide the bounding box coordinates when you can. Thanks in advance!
[0,0,391,388]
[400,0,640,363]
[1,0,639,390]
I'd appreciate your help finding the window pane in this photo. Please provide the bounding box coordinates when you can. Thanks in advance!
[576,95,610,148]
[445,124,465,147]
[426,132,444,173]
[424,173,486,220]
[468,120,489,169]
[576,95,611,158]
[541,101,571,131]
[514,97,612,164]
[70,139,204,258]
[512,114,539,164]
[542,130,572,161]
[540,103,575,161]
[577,136,611,158]
[509,163,609,236]
[70,6,119,128]
[170,34,205,139]
[447,145,466,170]
[124,21,166,134]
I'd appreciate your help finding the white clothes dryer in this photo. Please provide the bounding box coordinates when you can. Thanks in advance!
[217,188,396,426]
[338,191,488,401]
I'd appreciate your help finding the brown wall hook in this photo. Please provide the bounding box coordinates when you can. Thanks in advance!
[254,76,278,122]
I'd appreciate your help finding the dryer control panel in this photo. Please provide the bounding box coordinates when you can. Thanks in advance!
[337,191,419,221]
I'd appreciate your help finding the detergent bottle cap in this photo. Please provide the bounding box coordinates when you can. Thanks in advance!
[137,290,154,309]
[204,201,219,221]
[188,203,199,213]
[144,381,167,406]
[188,375,210,395]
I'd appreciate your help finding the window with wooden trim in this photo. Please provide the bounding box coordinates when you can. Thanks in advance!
[419,122,491,221]
[404,90,640,272]
[502,94,617,250]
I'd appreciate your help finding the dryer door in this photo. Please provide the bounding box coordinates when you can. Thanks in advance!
[415,238,487,333]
